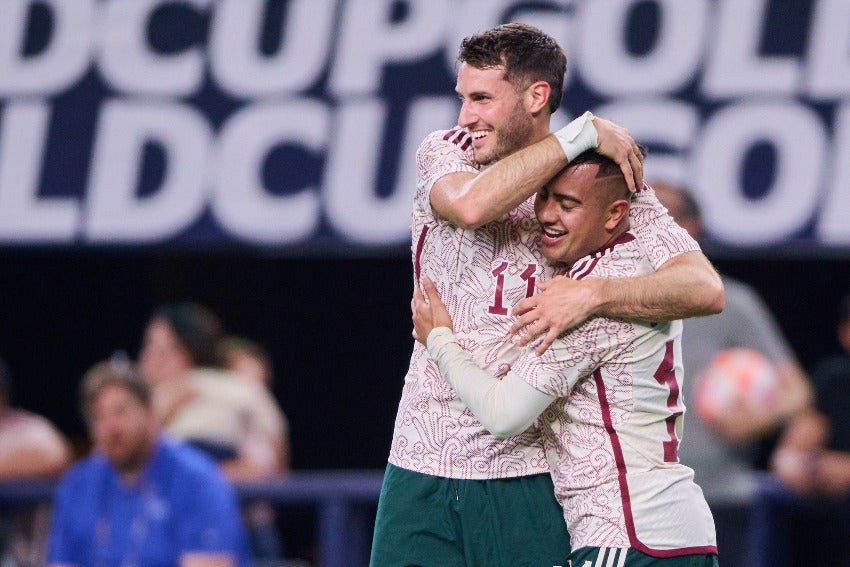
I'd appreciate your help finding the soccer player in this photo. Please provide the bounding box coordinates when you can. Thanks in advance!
[412,150,718,566]
[370,23,723,566]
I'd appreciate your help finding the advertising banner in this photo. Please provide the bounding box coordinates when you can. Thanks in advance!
[0,0,847,254]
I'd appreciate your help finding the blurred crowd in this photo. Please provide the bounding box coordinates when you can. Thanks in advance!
[0,302,293,566]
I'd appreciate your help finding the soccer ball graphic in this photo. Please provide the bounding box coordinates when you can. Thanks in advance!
[694,348,779,423]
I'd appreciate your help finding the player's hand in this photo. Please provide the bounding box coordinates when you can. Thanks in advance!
[412,276,453,345]
[510,276,601,355]
[592,116,643,192]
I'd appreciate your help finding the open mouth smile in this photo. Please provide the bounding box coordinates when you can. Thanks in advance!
[541,227,566,243]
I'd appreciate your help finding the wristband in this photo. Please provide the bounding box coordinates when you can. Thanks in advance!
[553,111,598,161]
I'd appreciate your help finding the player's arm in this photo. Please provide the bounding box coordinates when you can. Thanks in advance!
[581,184,725,321]
[588,251,724,319]
[431,114,644,229]
[412,278,555,438]
[513,251,724,355]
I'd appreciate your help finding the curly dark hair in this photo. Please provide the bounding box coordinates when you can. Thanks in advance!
[458,22,567,114]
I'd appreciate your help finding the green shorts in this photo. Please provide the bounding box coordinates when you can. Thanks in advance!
[369,463,570,567]
[568,547,719,567]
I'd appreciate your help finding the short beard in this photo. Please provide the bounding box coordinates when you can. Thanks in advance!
[110,436,154,480]
[477,99,535,167]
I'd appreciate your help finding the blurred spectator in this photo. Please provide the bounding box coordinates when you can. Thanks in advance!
[0,355,71,567]
[46,358,249,566]
[220,336,272,387]
[138,303,287,479]
[219,336,292,563]
[139,304,289,563]
[653,181,813,560]
[0,355,70,482]
[748,293,850,566]
[218,336,291,472]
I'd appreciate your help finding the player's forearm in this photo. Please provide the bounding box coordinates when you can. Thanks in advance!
[427,328,554,438]
[591,251,724,321]
[438,112,616,228]
[445,136,567,229]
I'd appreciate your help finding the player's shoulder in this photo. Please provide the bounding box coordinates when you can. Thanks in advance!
[567,232,642,280]
[418,127,473,153]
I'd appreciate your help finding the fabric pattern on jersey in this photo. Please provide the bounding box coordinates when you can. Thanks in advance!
[512,235,717,556]
[388,129,701,480]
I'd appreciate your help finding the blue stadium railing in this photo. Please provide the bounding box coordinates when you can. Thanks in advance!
[0,469,386,567]
[0,472,754,566]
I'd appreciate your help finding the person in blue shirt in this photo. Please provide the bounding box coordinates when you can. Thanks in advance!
[47,358,250,567]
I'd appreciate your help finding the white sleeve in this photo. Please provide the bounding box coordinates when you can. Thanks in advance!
[427,327,556,439]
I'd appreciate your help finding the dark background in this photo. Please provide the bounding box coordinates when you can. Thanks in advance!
[1,250,848,469]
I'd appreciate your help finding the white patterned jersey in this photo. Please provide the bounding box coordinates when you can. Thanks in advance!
[513,234,717,555]
[388,128,701,480]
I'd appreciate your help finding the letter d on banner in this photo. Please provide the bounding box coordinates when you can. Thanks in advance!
[85,101,211,242]
[0,0,94,96]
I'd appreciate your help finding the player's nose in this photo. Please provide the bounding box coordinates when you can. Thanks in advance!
[458,101,476,129]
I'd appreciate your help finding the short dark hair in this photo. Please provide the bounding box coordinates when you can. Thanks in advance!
[565,145,648,199]
[80,358,150,422]
[459,22,567,114]
[151,302,223,368]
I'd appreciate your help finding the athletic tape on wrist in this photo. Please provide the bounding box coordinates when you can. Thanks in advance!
[553,110,598,161]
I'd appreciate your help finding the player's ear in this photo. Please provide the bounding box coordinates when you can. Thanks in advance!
[605,200,630,229]
[524,80,551,114]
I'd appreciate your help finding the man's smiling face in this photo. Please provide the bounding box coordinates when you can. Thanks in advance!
[534,162,630,266]
[455,63,534,167]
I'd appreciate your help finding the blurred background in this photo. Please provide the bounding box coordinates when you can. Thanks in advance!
[1,0,849,565]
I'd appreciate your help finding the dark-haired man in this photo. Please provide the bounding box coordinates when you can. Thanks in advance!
[47,360,250,567]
